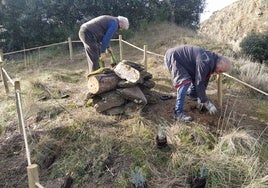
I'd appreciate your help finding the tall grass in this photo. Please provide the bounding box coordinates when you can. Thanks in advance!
[233,57,268,93]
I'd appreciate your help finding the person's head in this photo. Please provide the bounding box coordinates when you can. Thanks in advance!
[118,16,129,30]
[215,56,232,74]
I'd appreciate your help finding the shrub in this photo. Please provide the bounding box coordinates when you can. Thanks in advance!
[239,31,268,64]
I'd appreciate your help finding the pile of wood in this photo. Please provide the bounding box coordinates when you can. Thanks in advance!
[86,60,156,115]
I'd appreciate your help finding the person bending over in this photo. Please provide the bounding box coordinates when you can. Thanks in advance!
[164,45,231,122]
[79,15,129,72]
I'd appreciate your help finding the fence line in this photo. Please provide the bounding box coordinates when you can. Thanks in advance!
[116,38,268,97]
[3,41,68,56]
[1,52,44,188]
[2,37,268,98]
[223,73,268,96]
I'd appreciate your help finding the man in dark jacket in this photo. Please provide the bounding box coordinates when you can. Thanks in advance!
[164,45,231,122]
[79,15,129,72]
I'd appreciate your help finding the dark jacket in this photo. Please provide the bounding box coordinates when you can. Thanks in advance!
[164,45,219,103]
[80,15,119,53]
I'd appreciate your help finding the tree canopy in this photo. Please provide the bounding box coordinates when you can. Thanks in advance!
[0,0,205,52]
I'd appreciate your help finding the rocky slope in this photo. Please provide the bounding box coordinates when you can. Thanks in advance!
[199,0,268,51]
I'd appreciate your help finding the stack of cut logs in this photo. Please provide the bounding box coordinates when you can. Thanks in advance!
[86,60,156,115]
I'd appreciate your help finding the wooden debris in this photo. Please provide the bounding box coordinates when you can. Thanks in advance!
[86,60,156,115]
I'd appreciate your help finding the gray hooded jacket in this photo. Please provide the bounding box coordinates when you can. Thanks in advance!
[164,45,219,103]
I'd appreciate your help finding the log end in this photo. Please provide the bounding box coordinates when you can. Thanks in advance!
[87,76,100,94]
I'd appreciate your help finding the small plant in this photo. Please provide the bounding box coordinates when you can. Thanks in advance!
[130,166,147,188]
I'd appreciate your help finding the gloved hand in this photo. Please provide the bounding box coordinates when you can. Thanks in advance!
[204,101,217,114]
[197,99,217,115]
[99,53,106,61]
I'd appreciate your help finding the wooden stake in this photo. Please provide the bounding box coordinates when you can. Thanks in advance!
[27,164,40,188]
[15,81,23,134]
[119,35,123,61]
[0,49,3,65]
[1,68,9,94]
[217,74,223,107]
[143,45,148,71]
[68,37,73,62]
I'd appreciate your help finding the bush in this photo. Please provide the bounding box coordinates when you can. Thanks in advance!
[239,31,268,64]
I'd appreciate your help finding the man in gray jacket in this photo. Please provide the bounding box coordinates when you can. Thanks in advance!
[79,15,129,72]
[164,45,231,122]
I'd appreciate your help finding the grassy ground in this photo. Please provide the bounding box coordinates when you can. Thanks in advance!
[0,22,267,188]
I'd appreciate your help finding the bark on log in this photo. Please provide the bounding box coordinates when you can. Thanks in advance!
[117,80,136,88]
[114,62,141,83]
[94,91,125,112]
[117,86,147,105]
[105,105,125,115]
[141,80,155,89]
[121,60,144,72]
[87,73,120,94]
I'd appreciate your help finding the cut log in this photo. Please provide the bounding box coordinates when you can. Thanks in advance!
[114,62,141,83]
[140,71,153,81]
[94,91,125,113]
[140,80,155,89]
[117,80,136,88]
[117,86,147,105]
[87,73,120,94]
[121,60,144,72]
[105,105,125,115]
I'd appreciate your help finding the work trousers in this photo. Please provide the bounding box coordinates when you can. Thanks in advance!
[78,27,100,72]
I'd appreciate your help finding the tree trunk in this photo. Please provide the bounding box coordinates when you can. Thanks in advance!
[87,73,120,94]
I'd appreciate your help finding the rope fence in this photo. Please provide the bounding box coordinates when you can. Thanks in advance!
[0,36,267,187]
[1,51,44,188]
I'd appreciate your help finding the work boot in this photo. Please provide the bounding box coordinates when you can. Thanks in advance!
[174,111,193,122]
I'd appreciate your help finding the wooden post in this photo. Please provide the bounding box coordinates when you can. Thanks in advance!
[119,35,123,61]
[68,37,73,62]
[1,68,9,94]
[217,74,223,107]
[27,164,40,188]
[38,47,41,66]
[24,48,27,69]
[15,81,23,134]
[1,51,9,94]
[15,81,32,166]
[0,49,3,66]
[143,45,148,71]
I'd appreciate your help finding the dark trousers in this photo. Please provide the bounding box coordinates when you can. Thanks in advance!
[78,28,100,72]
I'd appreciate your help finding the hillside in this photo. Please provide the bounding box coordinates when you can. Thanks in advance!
[199,0,268,51]
[0,23,268,187]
